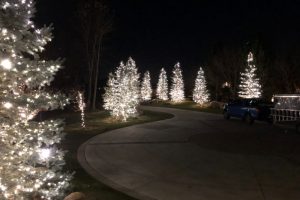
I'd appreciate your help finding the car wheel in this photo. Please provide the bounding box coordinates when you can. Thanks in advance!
[224,111,230,120]
[244,113,254,124]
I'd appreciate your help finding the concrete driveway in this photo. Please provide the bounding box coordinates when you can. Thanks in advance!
[78,106,300,200]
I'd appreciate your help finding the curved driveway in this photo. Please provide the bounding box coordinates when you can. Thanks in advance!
[78,106,300,200]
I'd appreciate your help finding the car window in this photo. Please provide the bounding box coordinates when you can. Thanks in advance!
[228,99,273,107]
[229,100,241,105]
[248,99,258,106]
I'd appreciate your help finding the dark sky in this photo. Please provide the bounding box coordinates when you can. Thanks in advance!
[36,0,300,82]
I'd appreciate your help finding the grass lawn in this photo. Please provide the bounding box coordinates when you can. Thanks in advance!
[145,100,223,114]
[47,109,173,200]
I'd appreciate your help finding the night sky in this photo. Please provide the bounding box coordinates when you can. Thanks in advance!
[35,0,300,82]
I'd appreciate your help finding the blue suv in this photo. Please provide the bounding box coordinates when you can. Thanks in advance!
[223,98,273,124]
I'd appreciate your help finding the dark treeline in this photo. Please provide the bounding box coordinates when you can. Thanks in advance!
[36,0,113,110]
[205,39,300,101]
[35,0,300,105]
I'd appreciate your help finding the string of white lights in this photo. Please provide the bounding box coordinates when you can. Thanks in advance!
[170,62,185,103]
[193,67,209,104]
[0,1,71,199]
[103,57,141,121]
[238,52,262,98]
[141,71,152,101]
[156,68,169,101]
[77,91,86,128]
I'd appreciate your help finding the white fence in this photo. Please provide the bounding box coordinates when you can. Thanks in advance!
[271,108,300,123]
[271,94,300,124]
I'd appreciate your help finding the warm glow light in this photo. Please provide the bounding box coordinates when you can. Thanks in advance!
[170,62,185,103]
[1,59,12,70]
[222,82,231,88]
[1,28,7,35]
[77,91,86,128]
[39,148,51,160]
[156,68,168,100]
[247,52,254,62]
[103,57,141,121]
[0,0,72,198]
[238,52,261,98]
[274,94,300,98]
[141,71,152,101]
[3,2,10,9]
[3,102,12,109]
[273,95,300,110]
[193,67,209,104]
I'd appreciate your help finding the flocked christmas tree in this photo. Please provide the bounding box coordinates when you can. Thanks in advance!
[193,67,209,104]
[141,71,152,101]
[170,62,185,102]
[0,0,72,199]
[156,68,168,100]
[103,57,140,121]
[238,52,262,98]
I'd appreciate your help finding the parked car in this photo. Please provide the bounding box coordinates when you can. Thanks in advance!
[223,98,274,124]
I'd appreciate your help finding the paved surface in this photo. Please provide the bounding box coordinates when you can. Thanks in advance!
[78,106,300,200]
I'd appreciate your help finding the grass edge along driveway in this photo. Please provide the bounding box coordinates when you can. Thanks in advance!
[58,109,174,200]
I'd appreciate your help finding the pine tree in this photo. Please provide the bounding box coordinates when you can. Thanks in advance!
[193,67,209,104]
[103,57,140,121]
[0,1,71,199]
[141,71,152,101]
[170,62,185,102]
[156,68,168,100]
[238,52,262,98]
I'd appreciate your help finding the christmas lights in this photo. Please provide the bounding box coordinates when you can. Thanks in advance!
[193,67,209,104]
[273,94,300,110]
[103,57,141,121]
[77,91,86,128]
[3,102,12,109]
[0,0,71,199]
[39,148,51,161]
[156,68,168,100]
[0,58,12,70]
[170,62,185,102]
[238,52,262,98]
[141,71,152,101]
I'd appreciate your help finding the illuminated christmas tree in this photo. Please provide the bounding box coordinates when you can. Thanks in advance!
[193,67,209,104]
[170,62,185,102]
[103,57,140,121]
[238,52,262,98]
[156,68,168,100]
[141,71,152,101]
[0,0,72,199]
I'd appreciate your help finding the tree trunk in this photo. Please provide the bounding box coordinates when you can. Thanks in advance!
[87,37,98,110]
[92,39,102,110]
[78,0,113,110]
[87,64,93,109]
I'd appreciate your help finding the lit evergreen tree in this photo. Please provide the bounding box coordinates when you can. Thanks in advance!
[193,67,209,104]
[141,71,152,101]
[238,52,262,98]
[156,68,168,100]
[0,0,72,199]
[103,57,140,121]
[170,62,185,102]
